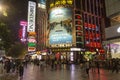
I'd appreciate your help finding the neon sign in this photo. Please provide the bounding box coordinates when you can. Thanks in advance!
[20,21,27,42]
[27,1,36,32]
[50,0,73,8]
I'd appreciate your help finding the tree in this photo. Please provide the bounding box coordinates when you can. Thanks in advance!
[0,22,14,51]
[7,42,27,58]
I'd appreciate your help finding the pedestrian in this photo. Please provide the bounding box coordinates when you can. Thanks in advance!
[19,62,24,79]
[0,61,4,74]
[51,59,55,70]
[95,61,100,74]
[4,59,11,73]
[112,59,119,73]
[10,60,16,72]
[85,61,90,75]
[90,60,95,72]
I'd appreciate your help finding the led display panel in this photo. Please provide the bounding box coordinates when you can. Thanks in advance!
[49,7,72,45]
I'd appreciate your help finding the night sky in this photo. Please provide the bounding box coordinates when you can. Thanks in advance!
[1,0,39,42]
[2,0,28,41]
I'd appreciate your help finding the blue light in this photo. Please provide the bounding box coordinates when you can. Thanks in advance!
[39,0,46,5]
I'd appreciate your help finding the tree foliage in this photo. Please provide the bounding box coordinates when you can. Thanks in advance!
[0,22,14,51]
[7,42,27,58]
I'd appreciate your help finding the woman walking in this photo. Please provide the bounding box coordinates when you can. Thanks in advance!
[19,62,24,80]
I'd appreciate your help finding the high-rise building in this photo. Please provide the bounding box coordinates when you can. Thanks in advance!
[105,0,120,27]
[37,0,48,51]
[44,0,106,62]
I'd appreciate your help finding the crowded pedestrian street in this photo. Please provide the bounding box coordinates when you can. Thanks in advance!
[0,63,120,80]
[1,0,120,80]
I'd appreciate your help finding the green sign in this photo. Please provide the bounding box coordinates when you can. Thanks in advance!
[28,42,36,47]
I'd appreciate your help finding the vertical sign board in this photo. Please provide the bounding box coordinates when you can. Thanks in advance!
[20,21,27,42]
[27,1,36,52]
[27,1,36,32]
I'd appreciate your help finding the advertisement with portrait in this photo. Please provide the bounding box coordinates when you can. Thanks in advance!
[107,42,120,58]
[49,7,73,45]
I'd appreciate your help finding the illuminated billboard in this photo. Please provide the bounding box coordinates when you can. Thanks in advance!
[27,1,36,32]
[49,7,72,45]
[39,0,46,5]
[28,36,36,52]
[20,21,27,42]
[50,0,73,8]
[106,43,120,58]
[38,0,46,8]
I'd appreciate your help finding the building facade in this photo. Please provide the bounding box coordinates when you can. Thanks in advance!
[37,0,47,51]
[105,0,120,59]
[105,0,120,27]
[43,0,106,62]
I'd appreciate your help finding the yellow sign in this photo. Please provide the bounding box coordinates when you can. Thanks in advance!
[50,0,73,8]
[36,51,41,54]
[51,48,70,52]
[28,32,36,36]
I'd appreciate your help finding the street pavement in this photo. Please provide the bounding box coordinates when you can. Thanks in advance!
[21,64,120,80]
[1,64,120,80]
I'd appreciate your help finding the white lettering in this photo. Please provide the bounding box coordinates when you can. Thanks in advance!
[27,1,36,32]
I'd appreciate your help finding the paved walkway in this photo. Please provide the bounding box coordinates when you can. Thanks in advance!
[21,64,120,80]
[1,64,120,80]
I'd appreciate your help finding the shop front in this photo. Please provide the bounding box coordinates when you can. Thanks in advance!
[49,47,85,64]
[105,24,120,59]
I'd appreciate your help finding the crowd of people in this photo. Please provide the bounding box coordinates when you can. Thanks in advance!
[81,58,120,76]
[0,57,24,79]
[0,56,120,79]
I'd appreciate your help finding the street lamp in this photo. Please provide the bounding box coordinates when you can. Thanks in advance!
[0,4,7,17]
[0,4,3,13]
[0,6,2,11]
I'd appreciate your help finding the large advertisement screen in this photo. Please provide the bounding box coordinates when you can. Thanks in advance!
[49,7,72,45]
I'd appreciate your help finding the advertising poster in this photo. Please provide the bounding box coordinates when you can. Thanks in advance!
[28,36,36,52]
[107,43,120,58]
[49,7,72,45]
